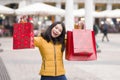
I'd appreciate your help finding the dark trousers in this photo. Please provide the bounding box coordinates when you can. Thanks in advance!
[40,75,67,80]
[102,33,109,41]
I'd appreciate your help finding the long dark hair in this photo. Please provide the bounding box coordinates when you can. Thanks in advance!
[41,21,66,52]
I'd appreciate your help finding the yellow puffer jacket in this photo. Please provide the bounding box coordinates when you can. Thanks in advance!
[34,36,65,76]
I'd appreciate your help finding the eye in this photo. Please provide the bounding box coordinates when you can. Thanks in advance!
[55,26,59,29]
[59,29,62,33]
[55,27,58,29]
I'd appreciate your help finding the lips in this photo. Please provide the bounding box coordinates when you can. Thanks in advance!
[53,31,58,36]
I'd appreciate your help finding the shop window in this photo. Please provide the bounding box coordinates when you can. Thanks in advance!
[95,3,106,11]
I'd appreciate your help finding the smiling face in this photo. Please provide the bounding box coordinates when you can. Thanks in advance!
[51,24,63,38]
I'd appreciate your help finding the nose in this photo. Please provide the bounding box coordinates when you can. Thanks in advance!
[56,29,60,33]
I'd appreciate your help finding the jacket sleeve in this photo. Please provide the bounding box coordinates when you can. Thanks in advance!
[34,37,41,47]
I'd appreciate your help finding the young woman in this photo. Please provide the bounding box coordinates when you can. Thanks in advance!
[34,21,67,80]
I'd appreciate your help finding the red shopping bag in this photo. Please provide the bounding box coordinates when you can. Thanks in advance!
[65,29,97,61]
[13,22,34,49]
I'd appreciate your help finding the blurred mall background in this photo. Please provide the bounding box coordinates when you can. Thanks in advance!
[0,0,120,37]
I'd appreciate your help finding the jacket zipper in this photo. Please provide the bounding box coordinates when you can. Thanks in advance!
[53,45,57,76]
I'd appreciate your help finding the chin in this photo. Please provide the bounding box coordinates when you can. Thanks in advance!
[52,36,56,38]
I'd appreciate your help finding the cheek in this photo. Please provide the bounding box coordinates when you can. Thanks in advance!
[51,29,56,38]
[51,28,55,32]
[58,32,62,36]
